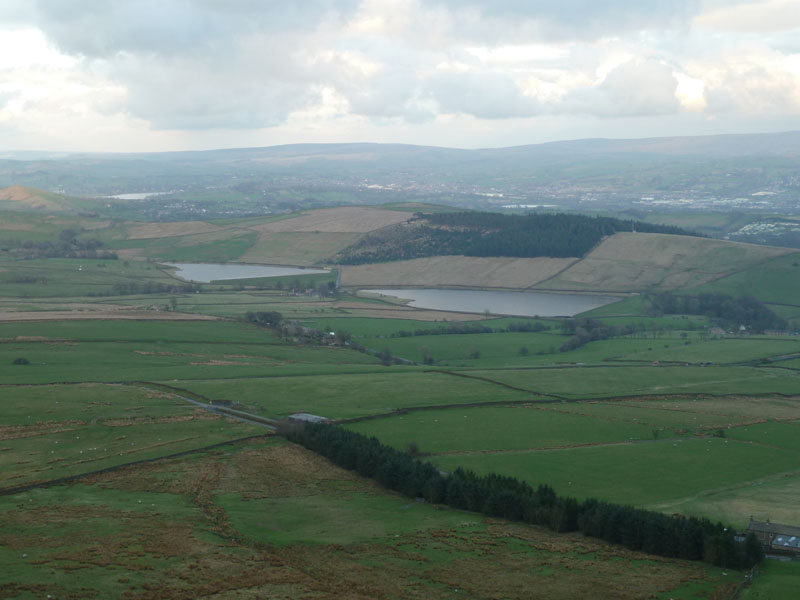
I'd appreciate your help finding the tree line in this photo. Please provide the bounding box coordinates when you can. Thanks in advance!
[334,212,698,264]
[648,293,787,332]
[282,422,763,570]
[389,320,551,338]
[1,229,118,260]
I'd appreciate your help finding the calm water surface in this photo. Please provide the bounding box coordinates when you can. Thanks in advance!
[365,288,621,317]
[166,262,328,283]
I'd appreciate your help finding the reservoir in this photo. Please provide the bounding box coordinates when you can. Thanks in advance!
[364,288,622,317]
[165,262,328,283]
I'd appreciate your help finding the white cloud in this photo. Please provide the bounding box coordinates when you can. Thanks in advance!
[694,0,800,32]
[0,0,798,150]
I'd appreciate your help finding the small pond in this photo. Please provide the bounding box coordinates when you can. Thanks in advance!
[364,288,622,317]
[165,262,328,283]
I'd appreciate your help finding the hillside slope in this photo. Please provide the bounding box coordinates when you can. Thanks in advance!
[535,232,793,292]
[0,186,76,212]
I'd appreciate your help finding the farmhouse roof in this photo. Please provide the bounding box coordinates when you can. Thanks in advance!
[747,519,800,538]
[287,413,331,424]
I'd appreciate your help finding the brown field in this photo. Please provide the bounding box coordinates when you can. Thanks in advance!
[124,221,223,240]
[340,256,577,288]
[0,310,219,322]
[250,206,411,233]
[0,438,731,599]
[0,186,64,211]
[536,232,792,292]
[240,231,362,266]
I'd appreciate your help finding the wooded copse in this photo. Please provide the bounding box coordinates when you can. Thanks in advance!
[333,212,697,264]
[283,422,763,570]
[647,293,788,332]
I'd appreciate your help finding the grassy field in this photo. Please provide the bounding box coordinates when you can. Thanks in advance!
[742,560,800,600]
[3,208,799,596]
[0,437,733,599]
[430,437,799,516]
[463,365,800,398]
[0,383,262,489]
[687,251,800,306]
[0,337,382,384]
[0,258,176,298]
[176,371,535,419]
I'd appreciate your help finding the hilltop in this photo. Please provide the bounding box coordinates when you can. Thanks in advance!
[0,185,99,214]
[1,131,799,224]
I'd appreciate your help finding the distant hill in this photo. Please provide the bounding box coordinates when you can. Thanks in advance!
[1,131,799,202]
[0,185,95,213]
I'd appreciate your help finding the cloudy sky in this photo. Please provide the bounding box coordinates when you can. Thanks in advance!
[2,0,800,152]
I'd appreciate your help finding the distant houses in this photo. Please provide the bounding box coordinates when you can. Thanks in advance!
[747,518,800,556]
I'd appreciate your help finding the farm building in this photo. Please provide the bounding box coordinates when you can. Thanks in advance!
[287,413,331,424]
[746,518,800,556]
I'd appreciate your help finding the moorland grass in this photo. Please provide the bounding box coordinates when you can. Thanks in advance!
[0,438,730,599]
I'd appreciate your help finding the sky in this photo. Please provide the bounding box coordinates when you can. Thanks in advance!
[1,0,800,152]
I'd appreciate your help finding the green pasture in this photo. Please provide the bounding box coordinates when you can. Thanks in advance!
[0,417,261,488]
[553,395,800,431]
[767,304,800,324]
[581,295,653,318]
[111,229,258,262]
[298,316,548,338]
[0,211,101,245]
[464,365,800,398]
[218,270,336,289]
[360,331,563,366]
[346,330,730,368]
[726,421,800,451]
[687,252,800,305]
[0,258,175,297]
[0,337,382,384]
[430,437,800,508]
[0,383,189,425]
[176,371,533,419]
[172,292,344,319]
[615,337,800,364]
[743,560,800,600]
[0,383,263,488]
[241,231,361,265]
[654,469,800,529]
[346,405,665,454]
[0,319,279,344]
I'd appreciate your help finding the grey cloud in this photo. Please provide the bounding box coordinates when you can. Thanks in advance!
[424,0,701,40]
[424,70,540,119]
[29,0,359,58]
[565,60,680,117]
[114,48,325,130]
